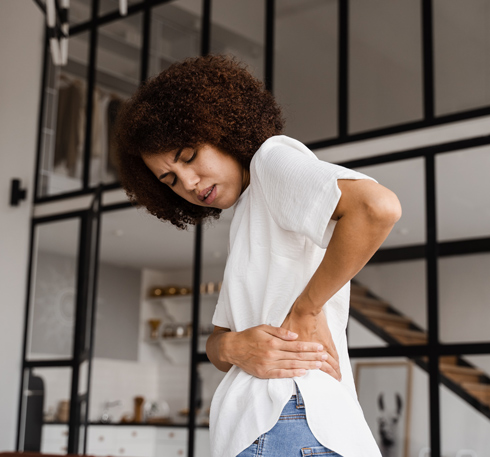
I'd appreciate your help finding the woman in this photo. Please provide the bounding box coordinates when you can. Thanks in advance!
[116,55,401,457]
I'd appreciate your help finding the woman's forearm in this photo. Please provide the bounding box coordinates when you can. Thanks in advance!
[295,180,402,315]
[206,327,234,372]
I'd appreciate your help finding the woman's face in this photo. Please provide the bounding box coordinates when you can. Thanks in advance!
[143,144,248,210]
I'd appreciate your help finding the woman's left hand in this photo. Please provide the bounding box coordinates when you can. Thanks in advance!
[280,296,342,381]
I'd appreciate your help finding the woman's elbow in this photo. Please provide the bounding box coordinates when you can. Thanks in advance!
[367,189,402,226]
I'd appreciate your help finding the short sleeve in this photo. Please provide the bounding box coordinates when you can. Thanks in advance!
[251,136,377,248]
[212,300,231,329]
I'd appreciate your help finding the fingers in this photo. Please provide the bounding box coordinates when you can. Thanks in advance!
[319,357,342,382]
[262,324,299,341]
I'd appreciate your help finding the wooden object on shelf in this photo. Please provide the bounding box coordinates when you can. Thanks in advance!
[133,396,145,423]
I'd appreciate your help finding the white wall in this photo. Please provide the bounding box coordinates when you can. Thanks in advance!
[0,0,44,451]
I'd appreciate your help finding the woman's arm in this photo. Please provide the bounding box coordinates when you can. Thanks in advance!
[293,178,401,315]
[281,179,401,379]
[206,178,401,380]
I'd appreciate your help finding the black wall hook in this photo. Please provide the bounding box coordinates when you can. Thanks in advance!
[10,179,27,206]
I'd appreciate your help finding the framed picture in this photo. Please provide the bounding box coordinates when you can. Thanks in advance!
[354,361,413,457]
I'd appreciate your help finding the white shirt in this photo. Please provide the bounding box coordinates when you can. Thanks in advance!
[210,135,382,457]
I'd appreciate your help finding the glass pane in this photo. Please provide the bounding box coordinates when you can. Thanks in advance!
[439,253,490,344]
[441,354,490,456]
[436,146,490,242]
[274,0,338,143]
[352,357,430,456]
[27,218,80,361]
[88,207,194,425]
[70,0,93,25]
[38,31,90,197]
[349,0,423,134]
[99,0,141,16]
[148,0,202,78]
[350,259,427,350]
[210,0,265,81]
[91,15,143,187]
[19,367,71,453]
[434,0,490,116]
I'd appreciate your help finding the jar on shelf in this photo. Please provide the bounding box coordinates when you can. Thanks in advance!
[162,323,175,339]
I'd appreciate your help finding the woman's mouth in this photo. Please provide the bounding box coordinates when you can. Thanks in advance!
[203,184,218,205]
[199,185,217,205]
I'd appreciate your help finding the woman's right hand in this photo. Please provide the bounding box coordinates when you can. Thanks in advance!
[207,324,330,379]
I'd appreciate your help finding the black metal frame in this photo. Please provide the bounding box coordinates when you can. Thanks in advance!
[24,0,490,456]
[16,189,102,454]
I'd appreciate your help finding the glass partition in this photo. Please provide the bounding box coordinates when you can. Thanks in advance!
[27,218,81,361]
[439,253,490,344]
[436,146,490,243]
[440,354,490,456]
[89,206,195,427]
[274,0,338,143]
[38,31,91,198]
[210,0,265,81]
[434,0,490,116]
[148,0,202,78]
[349,0,423,134]
[90,14,143,187]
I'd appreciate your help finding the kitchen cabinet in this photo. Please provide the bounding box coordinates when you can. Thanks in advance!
[40,424,68,454]
[41,424,214,457]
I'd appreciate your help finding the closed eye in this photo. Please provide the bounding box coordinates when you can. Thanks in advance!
[185,150,197,164]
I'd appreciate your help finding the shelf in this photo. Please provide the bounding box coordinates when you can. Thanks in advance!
[147,292,219,307]
[158,334,210,345]
[157,335,209,364]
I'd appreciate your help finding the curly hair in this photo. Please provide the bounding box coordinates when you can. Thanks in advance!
[115,55,284,229]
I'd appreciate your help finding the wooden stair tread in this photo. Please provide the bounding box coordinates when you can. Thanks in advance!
[462,382,490,392]
[350,283,369,296]
[440,364,485,375]
[350,295,390,306]
[384,326,427,338]
[359,309,411,323]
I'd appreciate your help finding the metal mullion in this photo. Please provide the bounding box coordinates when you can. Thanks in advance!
[422,0,435,120]
[82,189,103,454]
[440,342,490,356]
[67,210,92,453]
[33,210,86,225]
[306,107,490,152]
[16,218,37,451]
[338,0,349,138]
[33,30,49,202]
[24,359,74,368]
[187,4,211,457]
[35,181,122,205]
[264,0,275,92]
[82,0,100,190]
[426,152,441,457]
[188,223,203,457]
[140,0,151,84]
[101,202,133,212]
[201,0,211,57]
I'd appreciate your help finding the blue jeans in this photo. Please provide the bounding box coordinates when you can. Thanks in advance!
[237,383,343,457]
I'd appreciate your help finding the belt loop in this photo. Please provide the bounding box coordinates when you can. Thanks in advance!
[294,382,305,408]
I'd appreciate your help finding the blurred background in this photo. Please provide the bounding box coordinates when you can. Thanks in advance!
[1,1,490,456]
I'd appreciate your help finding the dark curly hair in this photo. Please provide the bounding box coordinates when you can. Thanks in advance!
[115,55,284,229]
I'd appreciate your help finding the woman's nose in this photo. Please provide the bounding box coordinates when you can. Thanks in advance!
[181,169,199,192]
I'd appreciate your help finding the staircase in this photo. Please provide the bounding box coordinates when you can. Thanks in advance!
[349,281,490,419]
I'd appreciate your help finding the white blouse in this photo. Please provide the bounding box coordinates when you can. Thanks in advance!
[210,135,382,457]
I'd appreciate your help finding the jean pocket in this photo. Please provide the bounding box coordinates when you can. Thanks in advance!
[301,446,340,456]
